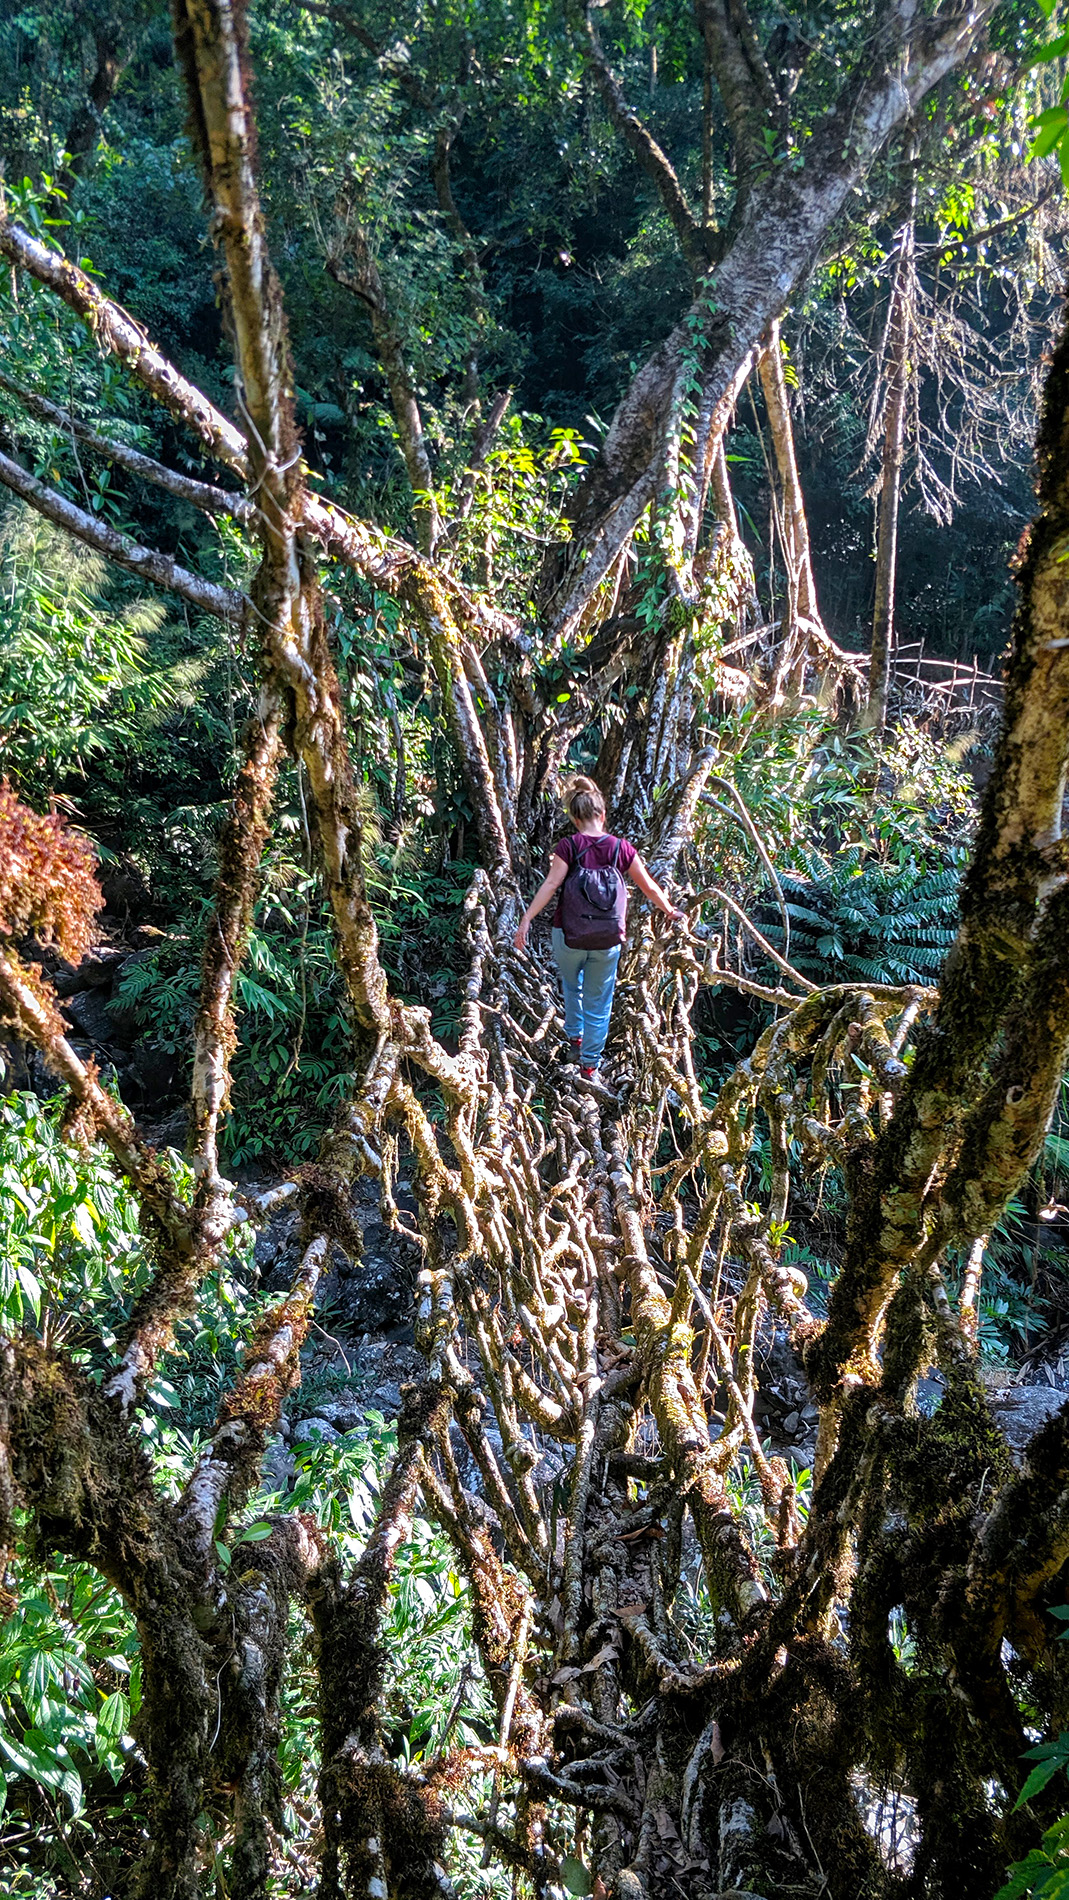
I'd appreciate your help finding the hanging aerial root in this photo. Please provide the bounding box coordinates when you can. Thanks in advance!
[99,698,288,1416]
[190,693,284,1192]
[178,1232,328,1569]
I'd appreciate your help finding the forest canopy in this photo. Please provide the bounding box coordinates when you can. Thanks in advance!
[3,4,1069,1900]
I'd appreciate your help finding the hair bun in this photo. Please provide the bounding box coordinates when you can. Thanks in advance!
[561,776,607,823]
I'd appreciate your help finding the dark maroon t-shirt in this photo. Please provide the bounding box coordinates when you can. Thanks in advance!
[551,832,637,929]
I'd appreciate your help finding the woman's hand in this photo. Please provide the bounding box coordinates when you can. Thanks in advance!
[655,897,687,926]
[514,917,531,951]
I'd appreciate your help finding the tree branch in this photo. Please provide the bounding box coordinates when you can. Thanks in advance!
[327,239,441,554]
[580,8,712,277]
[0,1334,215,1900]
[0,946,196,1267]
[0,214,520,646]
[0,369,255,522]
[811,257,1069,1401]
[0,449,243,620]
[544,0,998,639]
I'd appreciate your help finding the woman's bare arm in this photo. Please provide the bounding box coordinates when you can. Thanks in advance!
[628,856,686,922]
[514,854,569,949]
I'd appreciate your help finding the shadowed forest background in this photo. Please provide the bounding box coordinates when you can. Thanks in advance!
[5,4,1069,1899]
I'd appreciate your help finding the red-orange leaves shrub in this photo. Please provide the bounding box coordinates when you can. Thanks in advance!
[0,784,101,963]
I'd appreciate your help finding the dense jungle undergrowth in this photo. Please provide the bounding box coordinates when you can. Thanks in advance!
[8,4,1069,1899]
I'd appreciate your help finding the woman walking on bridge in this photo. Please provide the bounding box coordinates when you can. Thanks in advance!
[513,777,685,1081]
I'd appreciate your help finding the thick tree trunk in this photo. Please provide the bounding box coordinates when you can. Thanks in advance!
[540,5,994,640]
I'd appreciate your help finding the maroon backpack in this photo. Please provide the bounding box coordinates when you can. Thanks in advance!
[559,835,629,949]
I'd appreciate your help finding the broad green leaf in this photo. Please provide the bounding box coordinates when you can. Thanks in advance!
[1016,1754,1067,1806]
[96,1690,129,1743]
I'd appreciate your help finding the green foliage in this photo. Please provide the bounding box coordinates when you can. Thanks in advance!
[967,1201,1048,1360]
[0,1104,498,1889]
[559,1855,594,1896]
[116,880,356,1167]
[767,849,963,986]
[1026,1,1069,188]
[1000,1608,1069,1900]
[263,1428,495,1769]
[0,1556,141,1889]
[698,715,975,988]
[445,417,584,616]
[701,714,975,879]
[0,1422,501,1896]
[0,1088,261,1451]
[0,507,180,800]
[0,1088,152,1342]
[1017,1732,1069,1808]
[0,1100,150,1882]
[995,1818,1069,1900]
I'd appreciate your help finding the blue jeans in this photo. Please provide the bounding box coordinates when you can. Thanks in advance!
[552,928,621,1066]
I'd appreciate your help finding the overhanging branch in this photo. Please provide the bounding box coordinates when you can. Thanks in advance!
[0,449,244,621]
[0,370,255,523]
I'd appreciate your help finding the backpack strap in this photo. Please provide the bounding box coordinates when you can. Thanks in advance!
[568,833,623,869]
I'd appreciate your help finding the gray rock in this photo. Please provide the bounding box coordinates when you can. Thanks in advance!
[255,1206,301,1285]
[262,1439,295,1491]
[130,1040,183,1104]
[991,1385,1068,1454]
[63,989,120,1046]
[368,1382,403,1418]
[79,949,128,989]
[142,1108,187,1150]
[104,993,143,1041]
[293,1416,339,1443]
[531,1447,569,1489]
[756,1327,808,1392]
[98,854,151,913]
[781,1411,800,1435]
[50,962,86,998]
[312,1395,365,1432]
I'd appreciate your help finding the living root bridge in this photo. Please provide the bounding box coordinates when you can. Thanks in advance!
[2,1,1069,1895]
